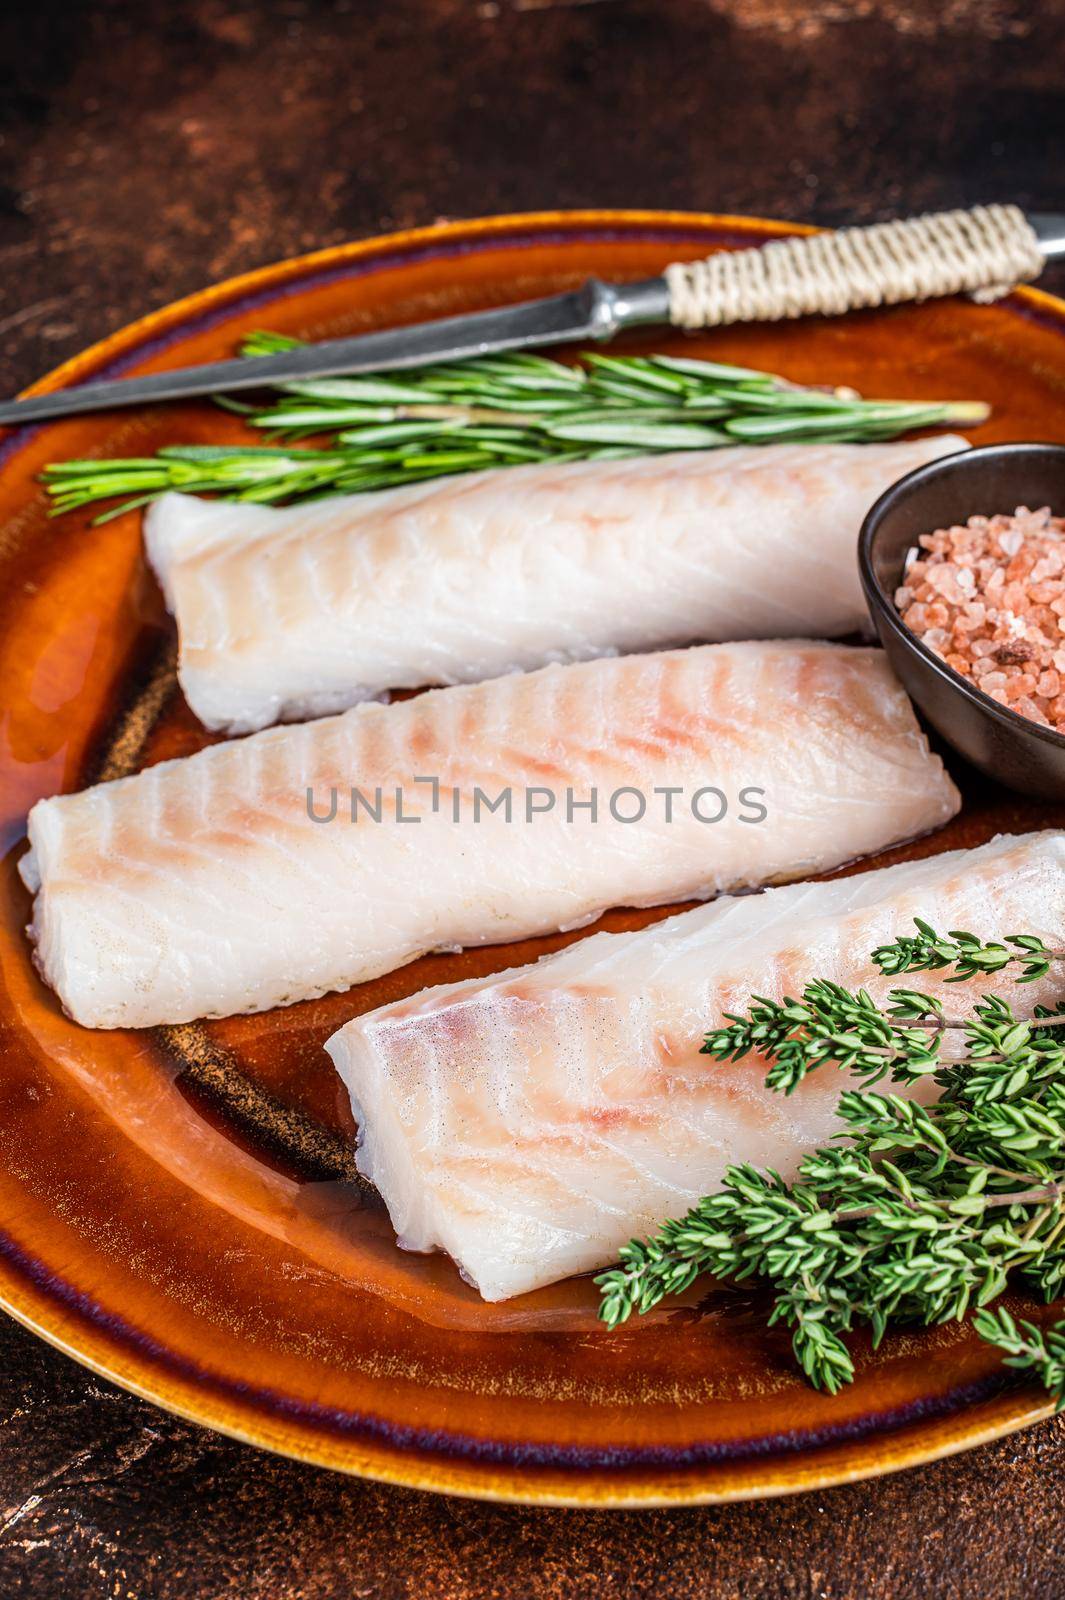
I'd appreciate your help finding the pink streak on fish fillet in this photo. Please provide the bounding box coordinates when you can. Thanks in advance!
[144,436,968,733]
[20,642,958,1029]
[326,832,1065,1302]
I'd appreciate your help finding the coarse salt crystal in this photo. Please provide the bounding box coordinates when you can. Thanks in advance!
[896,503,1065,733]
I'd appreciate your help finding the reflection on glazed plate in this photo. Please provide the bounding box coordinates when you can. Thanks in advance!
[0,211,1062,1505]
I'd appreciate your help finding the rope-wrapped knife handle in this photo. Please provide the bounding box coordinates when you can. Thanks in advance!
[665,205,1044,329]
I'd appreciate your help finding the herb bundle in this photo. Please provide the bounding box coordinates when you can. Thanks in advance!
[596,924,1065,1406]
[42,337,989,522]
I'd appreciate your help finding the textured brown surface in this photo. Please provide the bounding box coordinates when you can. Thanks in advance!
[0,1,1064,1595]
[0,1310,1061,1600]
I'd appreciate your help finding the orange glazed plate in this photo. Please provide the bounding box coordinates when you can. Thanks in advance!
[0,212,1062,1507]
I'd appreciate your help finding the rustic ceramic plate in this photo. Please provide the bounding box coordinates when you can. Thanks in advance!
[0,212,1062,1507]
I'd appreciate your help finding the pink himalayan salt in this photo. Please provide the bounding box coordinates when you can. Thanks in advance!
[895,505,1065,732]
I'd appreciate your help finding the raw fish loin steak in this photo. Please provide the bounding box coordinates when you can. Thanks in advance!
[20,643,958,1029]
[145,436,967,732]
[327,833,1065,1302]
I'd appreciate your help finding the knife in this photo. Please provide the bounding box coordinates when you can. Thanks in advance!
[2,208,1063,429]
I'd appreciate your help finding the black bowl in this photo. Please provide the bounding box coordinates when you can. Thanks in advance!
[859,441,1065,800]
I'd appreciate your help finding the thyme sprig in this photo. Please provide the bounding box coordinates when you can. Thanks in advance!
[41,338,989,522]
[596,922,1065,1405]
[874,921,1062,984]
[972,1308,1065,1406]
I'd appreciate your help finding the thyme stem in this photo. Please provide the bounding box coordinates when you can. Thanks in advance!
[597,919,1065,1405]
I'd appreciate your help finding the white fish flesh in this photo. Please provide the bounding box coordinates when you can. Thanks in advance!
[20,642,958,1029]
[326,832,1065,1302]
[144,436,968,732]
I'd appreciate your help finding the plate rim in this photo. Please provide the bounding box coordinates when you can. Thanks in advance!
[0,207,1060,1505]
[0,1271,1054,1507]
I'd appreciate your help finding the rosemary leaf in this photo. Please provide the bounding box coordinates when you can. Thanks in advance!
[39,343,991,523]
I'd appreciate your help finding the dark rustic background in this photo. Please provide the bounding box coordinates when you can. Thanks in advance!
[1,1,1064,1596]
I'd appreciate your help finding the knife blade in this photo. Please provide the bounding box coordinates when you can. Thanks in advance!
[1,212,1062,429]
[0,277,669,429]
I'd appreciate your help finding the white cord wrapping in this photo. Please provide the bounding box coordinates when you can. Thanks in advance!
[666,205,1044,329]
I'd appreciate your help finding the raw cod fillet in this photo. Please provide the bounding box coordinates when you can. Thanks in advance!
[326,832,1065,1302]
[20,642,958,1030]
[145,436,968,733]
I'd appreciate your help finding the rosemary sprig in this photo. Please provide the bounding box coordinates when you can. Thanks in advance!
[596,922,1065,1405]
[41,339,990,522]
